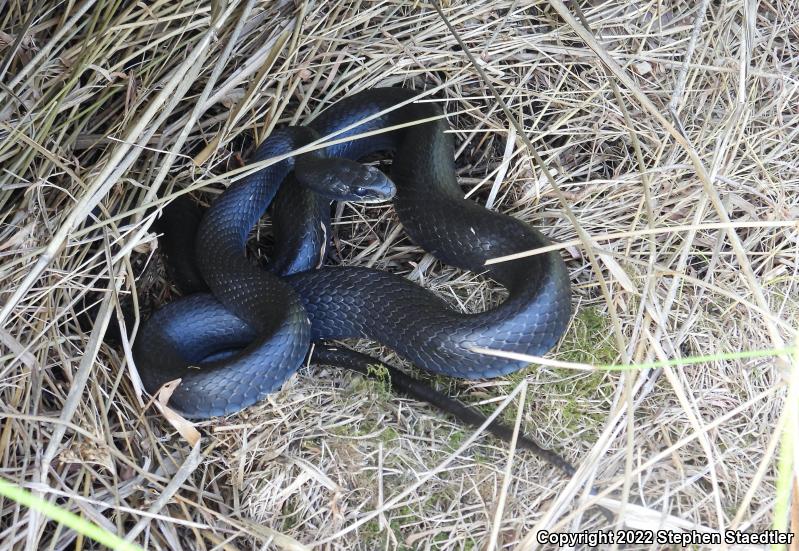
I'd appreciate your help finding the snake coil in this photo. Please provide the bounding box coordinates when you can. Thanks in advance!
[134,87,571,418]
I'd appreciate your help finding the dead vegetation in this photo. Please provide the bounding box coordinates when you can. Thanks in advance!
[0,0,797,549]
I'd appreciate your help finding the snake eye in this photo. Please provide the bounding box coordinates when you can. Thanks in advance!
[353,187,369,197]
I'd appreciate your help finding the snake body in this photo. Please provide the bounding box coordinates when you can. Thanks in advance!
[134,88,571,418]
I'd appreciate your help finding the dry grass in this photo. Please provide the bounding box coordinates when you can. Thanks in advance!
[1,0,798,549]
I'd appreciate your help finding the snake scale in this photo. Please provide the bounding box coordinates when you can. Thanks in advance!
[133,87,572,427]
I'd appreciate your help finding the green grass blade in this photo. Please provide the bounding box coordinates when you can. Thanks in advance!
[0,477,145,551]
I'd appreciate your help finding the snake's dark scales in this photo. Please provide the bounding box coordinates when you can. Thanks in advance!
[134,87,571,420]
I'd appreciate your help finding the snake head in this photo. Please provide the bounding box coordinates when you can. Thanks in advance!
[295,157,396,203]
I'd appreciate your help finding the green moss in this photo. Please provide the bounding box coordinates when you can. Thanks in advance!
[334,308,616,455]
[359,417,380,436]
[366,362,393,397]
[358,519,388,549]
[461,307,618,434]
[549,370,608,435]
[380,426,399,444]
[446,429,466,451]
[560,306,619,366]
[347,363,395,403]
[545,307,617,435]
[359,511,416,551]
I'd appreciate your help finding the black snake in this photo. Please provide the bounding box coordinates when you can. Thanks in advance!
[133,88,571,432]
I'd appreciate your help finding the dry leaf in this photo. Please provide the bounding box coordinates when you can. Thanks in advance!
[154,379,201,446]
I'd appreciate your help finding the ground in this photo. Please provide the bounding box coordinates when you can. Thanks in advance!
[0,1,797,550]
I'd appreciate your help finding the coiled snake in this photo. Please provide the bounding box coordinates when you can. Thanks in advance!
[133,87,571,424]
